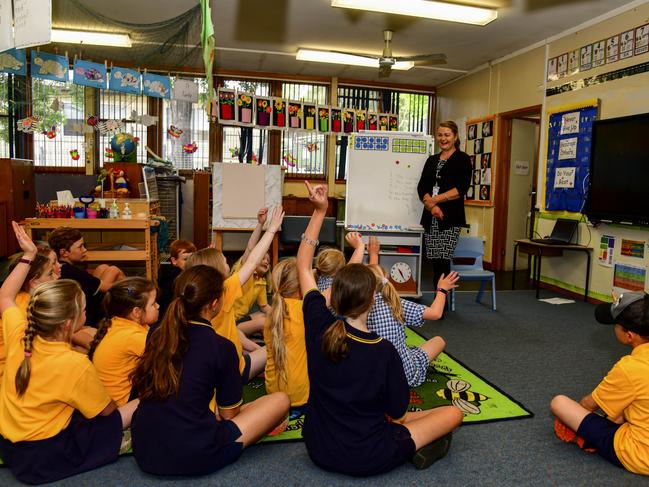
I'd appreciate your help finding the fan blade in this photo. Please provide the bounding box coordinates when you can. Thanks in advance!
[378,64,392,78]
[394,53,448,65]
[330,50,379,60]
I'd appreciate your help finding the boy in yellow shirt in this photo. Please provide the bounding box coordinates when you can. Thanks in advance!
[551,292,649,475]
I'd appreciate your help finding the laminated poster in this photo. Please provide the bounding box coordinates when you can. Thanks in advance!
[598,235,614,267]
[613,262,646,292]
[621,239,645,259]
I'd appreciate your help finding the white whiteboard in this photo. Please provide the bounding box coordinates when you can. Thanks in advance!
[345,133,432,231]
[212,163,283,229]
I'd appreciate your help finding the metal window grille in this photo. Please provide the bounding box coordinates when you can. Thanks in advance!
[98,90,148,166]
[281,82,328,178]
[0,73,9,158]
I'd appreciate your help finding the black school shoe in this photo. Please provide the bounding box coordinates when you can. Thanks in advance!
[411,432,453,470]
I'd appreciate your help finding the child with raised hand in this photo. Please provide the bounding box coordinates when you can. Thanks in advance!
[186,205,285,384]
[366,236,459,387]
[551,292,649,475]
[88,277,159,406]
[263,257,309,416]
[130,264,289,476]
[0,222,138,485]
[297,182,463,475]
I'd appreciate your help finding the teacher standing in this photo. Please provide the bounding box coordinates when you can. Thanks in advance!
[417,120,472,289]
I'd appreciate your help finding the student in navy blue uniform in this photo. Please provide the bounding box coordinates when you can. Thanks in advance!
[297,182,463,475]
[129,265,289,476]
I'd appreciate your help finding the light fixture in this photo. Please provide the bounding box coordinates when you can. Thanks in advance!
[51,29,132,48]
[331,0,497,26]
[296,49,414,70]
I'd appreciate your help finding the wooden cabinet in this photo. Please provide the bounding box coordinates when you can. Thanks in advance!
[0,159,35,257]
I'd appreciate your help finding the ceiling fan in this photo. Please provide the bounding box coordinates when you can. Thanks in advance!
[339,30,447,78]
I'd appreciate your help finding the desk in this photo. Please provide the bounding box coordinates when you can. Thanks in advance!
[212,228,279,266]
[512,239,592,301]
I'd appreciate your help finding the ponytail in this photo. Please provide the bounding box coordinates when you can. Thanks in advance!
[87,318,112,361]
[322,319,349,362]
[15,322,36,397]
[380,278,404,324]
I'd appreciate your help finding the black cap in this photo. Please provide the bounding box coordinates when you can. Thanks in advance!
[595,292,649,336]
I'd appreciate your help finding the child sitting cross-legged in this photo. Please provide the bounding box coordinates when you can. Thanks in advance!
[551,292,649,475]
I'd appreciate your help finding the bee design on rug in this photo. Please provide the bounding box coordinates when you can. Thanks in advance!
[436,379,488,415]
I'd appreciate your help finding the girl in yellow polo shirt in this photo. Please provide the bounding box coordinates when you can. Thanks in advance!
[264,258,309,415]
[88,277,159,406]
[0,222,139,485]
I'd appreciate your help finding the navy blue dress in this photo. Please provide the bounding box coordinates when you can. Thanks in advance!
[302,290,415,476]
[131,318,244,476]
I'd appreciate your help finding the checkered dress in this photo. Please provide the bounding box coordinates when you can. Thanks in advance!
[367,293,430,387]
[316,275,334,293]
[424,158,461,260]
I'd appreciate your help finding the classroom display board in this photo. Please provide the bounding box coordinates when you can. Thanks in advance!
[544,100,599,212]
[212,163,283,229]
[345,133,433,231]
[465,116,496,206]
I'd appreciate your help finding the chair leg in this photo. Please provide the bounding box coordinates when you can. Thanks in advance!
[476,281,486,304]
[491,277,497,311]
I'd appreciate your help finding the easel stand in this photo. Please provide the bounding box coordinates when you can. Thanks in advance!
[212,228,279,266]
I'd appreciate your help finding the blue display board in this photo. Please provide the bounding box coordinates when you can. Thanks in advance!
[545,103,598,212]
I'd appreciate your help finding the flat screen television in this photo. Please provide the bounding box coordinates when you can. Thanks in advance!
[584,112,649,226]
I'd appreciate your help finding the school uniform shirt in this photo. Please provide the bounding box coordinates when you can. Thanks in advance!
[263,298,309,406]
[92,317,148,406]
[211,273,245,374]
[0,292,29,381]
[367,293,430,387]
[316,275,334,293]
[301,290,414,477]
[0,306,112,442]
[60,262,105,326]
[592,342,649,475]
[230,259,268,321]
[131,318,243,476]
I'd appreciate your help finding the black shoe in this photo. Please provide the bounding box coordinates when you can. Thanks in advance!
[411,432,452,470]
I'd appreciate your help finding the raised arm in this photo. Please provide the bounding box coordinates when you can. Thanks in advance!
[241,207,268,264]
[0,222,38,314]
[367,236,380,266]
[238,206,284,286]
[422,271,460,320]
[297,181,328,296]
[345,232,365,264]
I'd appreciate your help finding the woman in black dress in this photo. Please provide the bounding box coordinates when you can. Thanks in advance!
[417,121,472,290]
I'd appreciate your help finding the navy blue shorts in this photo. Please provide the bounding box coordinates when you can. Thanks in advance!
[241,354,252,385]
[577,413,624,468]
[216,420,244,470]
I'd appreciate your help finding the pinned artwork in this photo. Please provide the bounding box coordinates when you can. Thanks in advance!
[389,115,399,131]
[236,92,254,126]
[109,66,141,95]
[70,149,80,161]
[130,110,158,127]
[465,116,496,206]
[0,48,26,75]
[303,104,316,131]
[592,40,606,68]
[271,97,286,129]
[167,125,184,138]
[73,60,107,89]
[288,101,302,129]
[330,108,342,134]
[31,51,68,81]
[367,112,378,131]
[317,106,330,133]
[557,53,568,78]
[580,45,592,71]
[343,108,355,134]
[355,109,366,131]
[547,57,558,81]
[568,50,579,76]
[43,126,56,139]
[255,97,272,127]
[16,116,40,133]
[104,147,114,159]
[142,72,171,99]
[378,113,389,131]
[183,142,198,154]
[635,24,649,56]
[217,89,236,123]
[606,35,620,64]
[172,78,199,103]
[95,119,124,135]
[620,29,634,60]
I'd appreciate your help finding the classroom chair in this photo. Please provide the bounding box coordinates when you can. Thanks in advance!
[450,236,496,311]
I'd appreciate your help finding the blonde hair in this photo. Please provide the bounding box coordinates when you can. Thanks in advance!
[185,248,229,277]
[314,248,345,278]
[367,264,404,323]
[267,258,299,386]
[16,279,84,397]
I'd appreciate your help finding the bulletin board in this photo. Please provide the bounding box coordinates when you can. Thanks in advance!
[465,116,496,206]
[544,99,599,212]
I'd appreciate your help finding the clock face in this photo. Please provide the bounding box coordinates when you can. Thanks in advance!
[390,262,412,284]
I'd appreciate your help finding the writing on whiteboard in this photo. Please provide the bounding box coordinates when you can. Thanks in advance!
[388,170,421,212]
[558,137,578,160]
[554,167,575,189]
[560,112,580,135]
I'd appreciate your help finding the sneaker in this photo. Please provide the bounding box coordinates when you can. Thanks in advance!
[119,429,132,455]
[554,418,596,453]
[411,432,452,470]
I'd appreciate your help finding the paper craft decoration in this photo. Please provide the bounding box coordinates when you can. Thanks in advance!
[255,97,272,127]
[43,126,56,139]
[303,104,316,131]
[31,51,68,81]
[343,108,355,134]
[271,97,286,129]
[168,125,184,138]
[73,59,107,89]
[389,115,399,131]
[109,66,141,94]
[0,49,26,75]
[95,119,124,134]
[465,116,496,206]
[236,92,254,126]
[130,110,158,127]
[367,112,378,131]
[317,106,330,133]
[580,45,592,71]
[635,24,649,56]
[568,50,579,76]
[355,109,366,131]
[547,57,558,81]
[70,149,80,161]
[16,116,40,132]
[606,35,620,64]
[142,72,171,99]
[217,89,236,123]
[620,29,634,60]
[557,53,568,78]
[172,78,199,103]
[183,142,198,154]
[378,113,389,131]
[330,108,342,134]
[288,101,302,129]
[592,40,605,68]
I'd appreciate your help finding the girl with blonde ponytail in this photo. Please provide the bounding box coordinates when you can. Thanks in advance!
[298,182,463,476]
[0,222,138,485]
[263,258,309,412]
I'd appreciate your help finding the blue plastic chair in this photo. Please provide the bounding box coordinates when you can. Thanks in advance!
[449,236,496,311]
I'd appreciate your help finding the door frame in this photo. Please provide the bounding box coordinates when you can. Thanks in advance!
[491,105,542,270]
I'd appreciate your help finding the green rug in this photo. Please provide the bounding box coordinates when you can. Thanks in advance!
[244,327,533,443]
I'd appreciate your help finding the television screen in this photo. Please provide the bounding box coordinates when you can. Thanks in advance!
[584,112,649,226]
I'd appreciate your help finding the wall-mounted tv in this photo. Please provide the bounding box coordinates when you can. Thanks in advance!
[584,112,649,227]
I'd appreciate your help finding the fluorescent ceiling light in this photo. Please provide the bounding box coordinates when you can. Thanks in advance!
[331,0,497,26]
[51,29,132,48]
[297,49,414,70]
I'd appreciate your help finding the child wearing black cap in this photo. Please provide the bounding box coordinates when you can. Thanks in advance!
[550,292,649,475]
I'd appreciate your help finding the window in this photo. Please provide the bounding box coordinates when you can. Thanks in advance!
[397,92,432,133]
[0,73,9,158]
[221,80,270,164]
[281,82,328,177]
[32,72,85,167]
[98,90,148,166]
[163,77,210,170]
